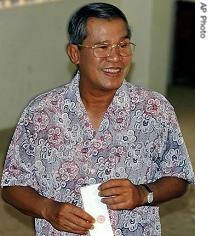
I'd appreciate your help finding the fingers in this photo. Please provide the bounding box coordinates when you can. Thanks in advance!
[47,201,95,234]
[66,206,95,234]
[61,216,94,235]
[71,204,95,224]
[67,211,93,229]
[98,179,141,210]
[99,178,130,191]
[100,191,136,210]
[60,219,90,235]
[99,186,123,197]
[98,179,133,197]
[100,194,127,210]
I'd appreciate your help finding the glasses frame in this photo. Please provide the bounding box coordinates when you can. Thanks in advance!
[77,41,136,58]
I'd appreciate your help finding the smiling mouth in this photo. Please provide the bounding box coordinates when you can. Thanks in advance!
[102,67,121,74]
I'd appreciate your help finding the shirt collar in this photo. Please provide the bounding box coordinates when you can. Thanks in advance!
[67,71,130,112]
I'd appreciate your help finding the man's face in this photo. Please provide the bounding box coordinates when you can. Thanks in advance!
[72,17,132,93]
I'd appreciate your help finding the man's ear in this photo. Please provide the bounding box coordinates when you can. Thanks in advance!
[66,44,80,65]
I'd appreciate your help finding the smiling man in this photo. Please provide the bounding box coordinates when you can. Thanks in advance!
[1,2,194,236]
[67,15,133,131]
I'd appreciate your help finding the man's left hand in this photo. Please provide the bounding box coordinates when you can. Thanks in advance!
[98,179,145,210]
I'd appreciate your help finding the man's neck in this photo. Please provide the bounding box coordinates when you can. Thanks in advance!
[79,82,117,109]
[79,87,117,131]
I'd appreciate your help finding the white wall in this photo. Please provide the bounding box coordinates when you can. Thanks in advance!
[148,0,175,92]
[0,0,174,129]
[120,0,152,88]
[120,0,175,93]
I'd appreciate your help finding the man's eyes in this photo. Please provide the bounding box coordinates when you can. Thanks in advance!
[119,42,129,48]
[96,45,109,49]
[95,42,129,49]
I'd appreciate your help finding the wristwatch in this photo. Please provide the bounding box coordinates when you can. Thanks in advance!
[141,184,154,204]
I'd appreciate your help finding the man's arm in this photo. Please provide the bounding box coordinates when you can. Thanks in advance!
[1,186,95,234]
[98,177,188,210]
[140,177,188,205]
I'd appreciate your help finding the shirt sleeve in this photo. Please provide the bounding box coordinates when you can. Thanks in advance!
[1,106,39,191]
[153,96,194,183]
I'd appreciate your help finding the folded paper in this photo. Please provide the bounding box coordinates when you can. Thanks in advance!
[80,183,114,236]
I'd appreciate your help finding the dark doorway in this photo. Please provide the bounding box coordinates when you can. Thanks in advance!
[171,0,195,87]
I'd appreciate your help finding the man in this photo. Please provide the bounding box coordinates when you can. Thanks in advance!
[1,2,194,236]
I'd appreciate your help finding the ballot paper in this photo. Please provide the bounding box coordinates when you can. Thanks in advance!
[80,183,114,236]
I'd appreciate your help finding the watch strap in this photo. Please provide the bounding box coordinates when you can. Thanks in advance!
[141,184,152,193]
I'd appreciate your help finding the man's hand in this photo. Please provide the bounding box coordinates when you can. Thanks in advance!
[98,177,189,210]
[98,179,145,210]
[2,186,95,235]
[43,200,95,234]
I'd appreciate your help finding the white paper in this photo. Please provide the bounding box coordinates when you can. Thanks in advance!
[80,183,114,236]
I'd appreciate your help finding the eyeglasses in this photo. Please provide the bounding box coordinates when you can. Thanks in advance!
[77,41,136,58]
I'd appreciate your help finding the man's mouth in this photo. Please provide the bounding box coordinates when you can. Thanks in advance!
[102,67,121,74]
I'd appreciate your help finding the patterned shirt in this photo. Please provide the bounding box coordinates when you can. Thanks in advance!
[1,72,194,236]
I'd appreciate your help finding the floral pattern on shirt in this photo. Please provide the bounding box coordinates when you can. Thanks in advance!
[1,72,194,236]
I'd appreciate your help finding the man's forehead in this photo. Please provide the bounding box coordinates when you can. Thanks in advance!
[85,17,128,40]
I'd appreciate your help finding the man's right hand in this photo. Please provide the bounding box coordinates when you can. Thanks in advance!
[2,186,95,235]
[43,200,95,234]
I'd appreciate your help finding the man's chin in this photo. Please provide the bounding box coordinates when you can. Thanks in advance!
[102,80,123,91]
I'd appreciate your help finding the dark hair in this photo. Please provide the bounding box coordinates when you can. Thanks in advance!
[67,2,131,44]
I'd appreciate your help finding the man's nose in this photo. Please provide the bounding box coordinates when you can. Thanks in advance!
[107,45,121,61]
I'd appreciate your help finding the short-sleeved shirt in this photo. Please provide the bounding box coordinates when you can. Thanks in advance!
[1,72,194,236]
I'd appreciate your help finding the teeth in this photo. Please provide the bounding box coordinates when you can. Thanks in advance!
[103,68,120,73]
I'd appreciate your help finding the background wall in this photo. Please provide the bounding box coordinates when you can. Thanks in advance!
[0,0,175,129]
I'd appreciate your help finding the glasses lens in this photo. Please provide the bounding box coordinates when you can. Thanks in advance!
[93,43,135,58]
[94,45,109,58]
[119,43,135,56]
